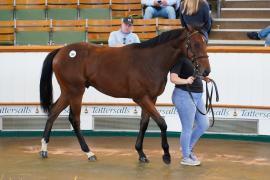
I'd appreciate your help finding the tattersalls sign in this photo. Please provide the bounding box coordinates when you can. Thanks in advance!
[0,105,270,120]
[0,106,32,114]
[0,105,270,135]
[240,109,270,119]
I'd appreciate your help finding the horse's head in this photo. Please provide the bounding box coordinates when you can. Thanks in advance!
[183,27,211,77]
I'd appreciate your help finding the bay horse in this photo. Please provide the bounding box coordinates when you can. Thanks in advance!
[39,28,210,164]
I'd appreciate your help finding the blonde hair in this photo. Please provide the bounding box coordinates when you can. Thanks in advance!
[182,0,200,15]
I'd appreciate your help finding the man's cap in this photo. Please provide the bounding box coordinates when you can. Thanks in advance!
[122,17,133,25]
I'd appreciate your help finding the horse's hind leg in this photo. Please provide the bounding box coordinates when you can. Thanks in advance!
[69,93,97,161]
[40,95,69,158]
[137,96,171,164]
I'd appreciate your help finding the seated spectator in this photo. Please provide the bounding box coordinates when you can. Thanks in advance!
[108,17,140,47]
[247,26,270,46]
[141,0,177,19]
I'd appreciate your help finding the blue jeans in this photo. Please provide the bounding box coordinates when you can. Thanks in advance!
[258,26,270,46]
[172,88,209,158]
[144,6,176,19]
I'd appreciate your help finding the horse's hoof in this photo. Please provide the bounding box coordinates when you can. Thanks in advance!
[40,151,48,159]
[162,154,171,164]
[88,155,97,162]
[139,156,150,163]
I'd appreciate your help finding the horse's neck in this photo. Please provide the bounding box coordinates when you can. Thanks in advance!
[152,37,185,74]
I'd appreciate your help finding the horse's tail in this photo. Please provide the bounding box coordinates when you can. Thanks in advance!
[40,48,60,113]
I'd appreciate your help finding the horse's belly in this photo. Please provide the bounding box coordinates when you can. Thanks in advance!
[92,83,130,98]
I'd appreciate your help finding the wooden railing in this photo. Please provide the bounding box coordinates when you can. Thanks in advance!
[0,102,270,110]
[0,45,270,53]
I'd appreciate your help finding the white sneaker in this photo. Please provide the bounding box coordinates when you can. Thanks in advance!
[181,157,201,166]
[190,152,199,162]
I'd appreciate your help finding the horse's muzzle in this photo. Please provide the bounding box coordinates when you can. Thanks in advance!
[203,69,211,77]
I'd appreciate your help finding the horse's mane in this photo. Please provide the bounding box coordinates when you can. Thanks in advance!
[131,28,185,48]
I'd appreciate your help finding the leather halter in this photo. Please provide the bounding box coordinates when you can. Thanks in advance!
[185,31,209,77]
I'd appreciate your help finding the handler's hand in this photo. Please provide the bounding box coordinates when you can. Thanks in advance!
[186,76,195,84]
[203,76,211,82]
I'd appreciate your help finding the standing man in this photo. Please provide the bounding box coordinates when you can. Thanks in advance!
[108,17,140,47]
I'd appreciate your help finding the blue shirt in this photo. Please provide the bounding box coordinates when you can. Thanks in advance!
[180,0,211,41]
[108,30,140,47]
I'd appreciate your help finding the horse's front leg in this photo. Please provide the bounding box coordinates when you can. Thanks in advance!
[40,96,68,158]
[135,109,150,163]
[137,96,171,164]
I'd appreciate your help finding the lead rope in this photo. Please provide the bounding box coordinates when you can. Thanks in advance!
[187,78,219,127]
